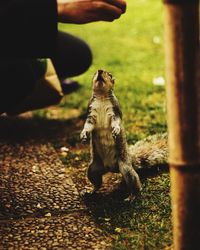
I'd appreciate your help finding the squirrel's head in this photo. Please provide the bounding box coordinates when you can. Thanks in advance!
[92,69,115,95]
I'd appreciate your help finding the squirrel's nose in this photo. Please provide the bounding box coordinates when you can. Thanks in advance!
[98,69,103,75]
[96,69,104,81]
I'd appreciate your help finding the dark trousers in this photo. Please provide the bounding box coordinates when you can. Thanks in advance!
[0,31,92,113]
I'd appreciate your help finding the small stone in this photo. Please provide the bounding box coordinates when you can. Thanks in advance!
[32,165,40,173]
[115,227,122,233]
[61,152,67,157]
[27,210,34,214]
[47,240,53,245]
[60,147,69,152]
[52,242,59,247]
[104,218,111,222]
[5,204,11,208]
[45,213,51,217]
[37,203,42,209]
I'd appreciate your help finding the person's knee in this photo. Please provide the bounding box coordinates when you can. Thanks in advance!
[52,32,93,78]
[62,41,93,78]
[76,41,92,75]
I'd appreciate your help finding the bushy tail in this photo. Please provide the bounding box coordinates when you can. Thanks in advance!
[129,133,169,178]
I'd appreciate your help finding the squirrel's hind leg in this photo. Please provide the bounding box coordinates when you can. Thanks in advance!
[80,159,104,199]
[118,160,142,199]
[87,160,104,193]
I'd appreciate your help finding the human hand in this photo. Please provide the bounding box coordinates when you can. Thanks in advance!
[57,0,127,24]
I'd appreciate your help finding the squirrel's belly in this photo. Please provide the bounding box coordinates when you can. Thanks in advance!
[94,128,117,169]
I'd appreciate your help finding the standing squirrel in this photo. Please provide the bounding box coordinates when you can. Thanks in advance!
[80,69,142,199]
[80,69,168,199]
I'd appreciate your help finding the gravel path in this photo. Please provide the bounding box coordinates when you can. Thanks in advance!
[0,142,82,219]
[0,115,111,249]
[0,212,110,249]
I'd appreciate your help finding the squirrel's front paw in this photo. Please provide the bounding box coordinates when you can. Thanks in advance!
[80,130,89,143]
[112,125,121,138]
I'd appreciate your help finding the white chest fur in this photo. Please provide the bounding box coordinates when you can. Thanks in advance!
[91,98,117,169]
[90,98,114,128]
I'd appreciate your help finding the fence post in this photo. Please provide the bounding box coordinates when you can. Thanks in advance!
[163,0,200,249]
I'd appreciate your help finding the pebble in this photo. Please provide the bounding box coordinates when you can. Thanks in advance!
[36,203,42,209]
[45,213,51,217]
[60,147,69,152]
[61,152,67,157]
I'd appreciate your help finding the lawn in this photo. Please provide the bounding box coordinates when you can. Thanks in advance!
[34,0,172,249]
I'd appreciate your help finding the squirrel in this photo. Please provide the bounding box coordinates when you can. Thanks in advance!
[80,69,168,200]
[80,69,142,200]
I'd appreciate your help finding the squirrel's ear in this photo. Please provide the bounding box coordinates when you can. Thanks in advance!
[112,78,115,84]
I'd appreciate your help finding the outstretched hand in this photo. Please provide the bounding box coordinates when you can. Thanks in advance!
[57,0,127,24]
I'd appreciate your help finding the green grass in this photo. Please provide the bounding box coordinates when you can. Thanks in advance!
[110,175,172,249]
[35,0,172,249]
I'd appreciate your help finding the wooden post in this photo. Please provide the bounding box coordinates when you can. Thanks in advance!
[163,0,200,249]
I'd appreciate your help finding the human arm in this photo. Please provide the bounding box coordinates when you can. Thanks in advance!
[57,0,126,24]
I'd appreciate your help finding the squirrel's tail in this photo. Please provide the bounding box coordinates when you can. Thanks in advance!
[129,133,169,178]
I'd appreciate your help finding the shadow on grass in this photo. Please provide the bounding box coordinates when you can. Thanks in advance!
[0,114,84,146]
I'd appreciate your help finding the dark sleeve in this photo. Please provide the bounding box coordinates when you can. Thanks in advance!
[0,0,58,58]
